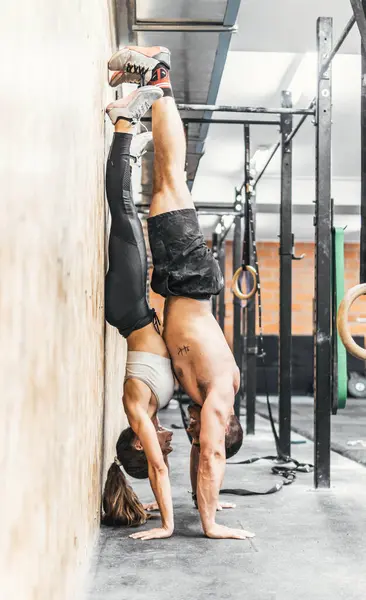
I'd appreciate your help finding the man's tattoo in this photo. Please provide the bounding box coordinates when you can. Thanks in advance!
[178,345,190,356]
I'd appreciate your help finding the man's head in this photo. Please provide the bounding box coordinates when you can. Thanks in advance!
[187,403,243,459]
[116,423,173,479]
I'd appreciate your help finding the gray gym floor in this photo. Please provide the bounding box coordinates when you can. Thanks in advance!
[257,396,366,466]
[88,403,366,600]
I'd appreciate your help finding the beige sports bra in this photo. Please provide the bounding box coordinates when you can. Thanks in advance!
[125,351,175,410]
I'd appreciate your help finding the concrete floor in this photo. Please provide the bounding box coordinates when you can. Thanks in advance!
[88,405,366,600]
[257,396,366,466]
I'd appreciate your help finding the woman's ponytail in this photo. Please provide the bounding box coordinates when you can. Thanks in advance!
[102,458,148,527]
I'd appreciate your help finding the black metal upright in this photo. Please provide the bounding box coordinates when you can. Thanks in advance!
[350,0,366,54]
[233,202,244,418]
[350,1,366,285]
[243,125,256,435]
[278,91,293,456]
[218,238,226,331]
[212,232,219,319]
[314,17,333,488]
[361,39,366,284]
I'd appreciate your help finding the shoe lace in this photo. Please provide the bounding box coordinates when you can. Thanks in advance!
[126,63,149,77]
[132,100,151,124]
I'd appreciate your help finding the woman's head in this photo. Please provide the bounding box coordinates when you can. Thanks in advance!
[102,428,148,528]
[102,424,173,527]
[115,424,173,479]
[115,427,149,479]
[187,403,243,458]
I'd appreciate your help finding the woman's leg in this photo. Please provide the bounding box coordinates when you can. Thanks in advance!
[105,120,153,337]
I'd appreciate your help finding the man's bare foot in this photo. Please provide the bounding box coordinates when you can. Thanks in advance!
[149,500,236,512]
[204,524,255,540]
[143,501,159,511]
[217,502,236,511]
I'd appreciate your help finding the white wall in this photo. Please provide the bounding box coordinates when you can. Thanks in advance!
[0,1,127,599]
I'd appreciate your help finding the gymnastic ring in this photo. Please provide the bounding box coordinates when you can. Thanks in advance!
[337,284,366,360]
[231,265,257,300]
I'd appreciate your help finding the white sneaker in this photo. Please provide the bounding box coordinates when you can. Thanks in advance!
[108,46,171,85]
[106,86,163,125]
[130,131,153,166]
[109,70,130,87]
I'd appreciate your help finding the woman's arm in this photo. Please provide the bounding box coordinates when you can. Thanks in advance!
[124,380,174,539]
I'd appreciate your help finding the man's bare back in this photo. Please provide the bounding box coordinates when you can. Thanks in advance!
[163,297,240,404]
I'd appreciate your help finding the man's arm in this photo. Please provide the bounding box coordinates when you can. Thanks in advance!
[124,380,174,539]
[190,443,235,511]
[197,391,254,540]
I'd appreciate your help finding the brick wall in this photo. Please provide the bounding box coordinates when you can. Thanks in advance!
[223,241,366,346]
[149,241,366,348]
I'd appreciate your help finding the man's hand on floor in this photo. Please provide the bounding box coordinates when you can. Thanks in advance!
[129,526,174,541]
[204,524,255,540]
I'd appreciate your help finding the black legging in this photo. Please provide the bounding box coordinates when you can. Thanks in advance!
[105,132,154,338]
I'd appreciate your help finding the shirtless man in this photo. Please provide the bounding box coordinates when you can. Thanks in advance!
[108,46,254,540]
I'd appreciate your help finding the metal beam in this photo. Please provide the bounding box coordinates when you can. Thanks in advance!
[141,117,280,126]
[243,125,256,435]
[187,118,279,126]
[177,104,314,115]
[212,233,219,319]
[314,17,333,489]
[279,91,293,457]
[233,209,244,418]
[253,143,281,188]
[132,21,238,32]
[135,201,360,215]
[285,102,315,146]
[286,15,356,145]
[350,0,366,53]
[238,142,281,195]
[320,15,356,78]
[195,0,242,155]
[218,239,226,332]
[361,40,366,284]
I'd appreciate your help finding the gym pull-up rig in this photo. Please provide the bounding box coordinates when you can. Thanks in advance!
[136,7,366,489]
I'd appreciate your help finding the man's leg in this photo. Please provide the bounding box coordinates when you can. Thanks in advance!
[107,47,193,217]
[149,97,193,217]
[147,93,224,299]
[108,48,223,300]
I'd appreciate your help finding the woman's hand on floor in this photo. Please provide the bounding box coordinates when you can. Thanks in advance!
[129,526,173,541]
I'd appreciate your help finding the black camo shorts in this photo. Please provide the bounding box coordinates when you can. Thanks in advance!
[147,208,224,300]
